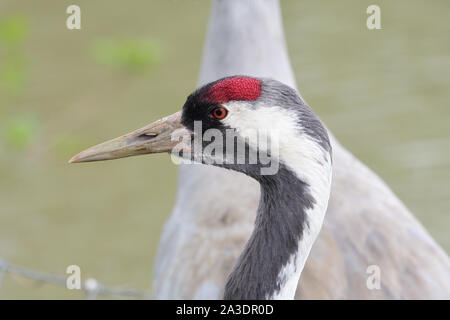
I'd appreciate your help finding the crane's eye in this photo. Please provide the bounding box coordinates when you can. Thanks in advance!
[212,106,228,120]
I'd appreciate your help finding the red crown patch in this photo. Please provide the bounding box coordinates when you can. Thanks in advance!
[202,76,262,104]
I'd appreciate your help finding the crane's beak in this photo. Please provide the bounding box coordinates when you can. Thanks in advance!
[69,111,192,163]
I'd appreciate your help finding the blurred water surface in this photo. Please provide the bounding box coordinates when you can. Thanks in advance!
[0,0,448,298]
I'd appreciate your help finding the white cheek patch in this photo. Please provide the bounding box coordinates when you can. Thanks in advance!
[222,102,280,156]
[221,102,331,184]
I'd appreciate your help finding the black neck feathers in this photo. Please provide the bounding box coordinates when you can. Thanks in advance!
[223,165,315,299]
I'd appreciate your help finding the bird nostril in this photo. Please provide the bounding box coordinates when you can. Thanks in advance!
[137,133,159,141]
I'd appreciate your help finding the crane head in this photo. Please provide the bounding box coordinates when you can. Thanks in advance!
[70,76,331,180]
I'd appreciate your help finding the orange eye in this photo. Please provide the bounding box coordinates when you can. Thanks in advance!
[212,106,228,120]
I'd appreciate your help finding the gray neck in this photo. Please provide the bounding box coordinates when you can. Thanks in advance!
[223,165,315,300]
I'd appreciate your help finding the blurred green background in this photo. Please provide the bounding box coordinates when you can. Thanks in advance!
[0,0,448,299]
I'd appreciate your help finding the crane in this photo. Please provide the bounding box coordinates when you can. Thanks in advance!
[71,0,449,299]
[70,75,332,299]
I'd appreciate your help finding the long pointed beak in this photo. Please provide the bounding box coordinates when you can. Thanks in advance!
[69,111,191,163]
